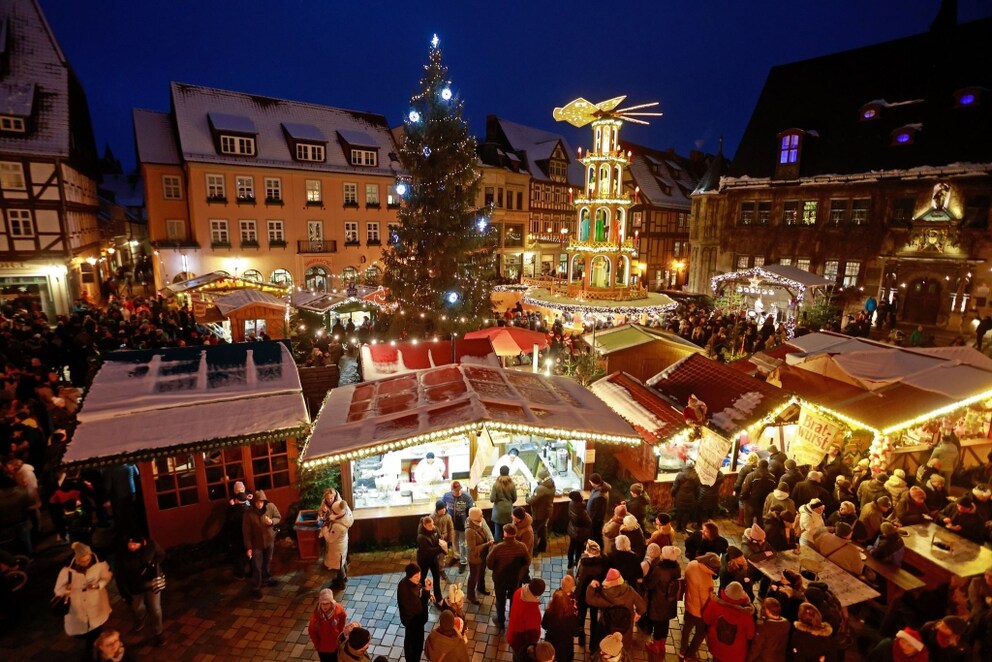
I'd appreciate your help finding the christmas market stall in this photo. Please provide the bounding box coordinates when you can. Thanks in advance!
[710,264,832,337]
[211,289,288,342]
[582,324,703,382]
[160,270,291,317]
[61,341,309,548]
[360,337,496,381]
[291,285,389,331]
[300,362,641,543]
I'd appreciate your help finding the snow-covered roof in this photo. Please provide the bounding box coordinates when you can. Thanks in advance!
[628,153,692,208]
[590,372,687,444]
[160,271,290,297]
[169,82,400,174]
[64,341,309,467]
[581,324,701,355]
[360,339,498,381]
[760,264,834,288]
[302,363,639,466]
[490,116,584,186]
[133,109,181,165]
[213,289,286,315]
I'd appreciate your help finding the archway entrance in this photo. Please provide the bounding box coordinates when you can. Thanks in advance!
[590,256,611,288]
[903,278,942,324]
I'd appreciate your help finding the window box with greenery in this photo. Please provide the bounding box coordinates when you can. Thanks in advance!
[264,197,283,206]
[211,241,232,250]
[207,195,228,204]
[268,239,287,248]
[240,240,259,249]
[236,195,256,205]
[387,202,401,210]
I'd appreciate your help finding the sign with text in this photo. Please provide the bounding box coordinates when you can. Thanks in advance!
[696,428,732,486]
[792,408,842,467]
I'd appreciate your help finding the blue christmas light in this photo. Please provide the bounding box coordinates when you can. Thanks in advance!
[960,93,976,106]
[409,110,421,123]
[395,182,408,196]
[422,146,432,157]
[446,291,460,304]
[441,87,452,101]
[476,218,488,231]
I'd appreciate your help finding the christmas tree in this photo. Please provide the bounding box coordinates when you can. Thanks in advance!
[382,35,496,335]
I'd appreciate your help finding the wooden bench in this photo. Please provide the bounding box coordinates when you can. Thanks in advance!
[863,554,925,602]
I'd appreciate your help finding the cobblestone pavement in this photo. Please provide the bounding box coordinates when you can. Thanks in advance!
[2,521,744,661]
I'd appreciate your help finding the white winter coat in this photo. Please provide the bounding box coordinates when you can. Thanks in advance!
[798,504,825,547]
[321,503,354,570]
[53,556,113,636]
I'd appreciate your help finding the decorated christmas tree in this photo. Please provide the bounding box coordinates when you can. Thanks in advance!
[382,35,496,335]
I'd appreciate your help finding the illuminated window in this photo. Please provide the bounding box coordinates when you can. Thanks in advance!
[305,179,322,203]
[801,201,818,225]
[823,260,840,283]
[204,448,246,501]
[305,266,329,292]
[271,268,293,286]
[365,184,379,206]
[851,199,870,225]
[829,199,848,224]
[345,222,358,244]
[779,258,792,266]
[250,440,291,491]
[892,198,915,224]
[236,176,254,201]
[757,201,771,225]
[783,201,799,225]
[796,258,811,272]
[753,256,765,267]
[738,201,755,226]
[242,269,263,283]
[842,261,861,287]
[152,454,199,510]
[779,132,800,164]
[737,255,750,269]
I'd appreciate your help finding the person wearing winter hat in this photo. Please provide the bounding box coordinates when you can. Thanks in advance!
[790,602,837,662]
[641,544,681,654]
[816,521,866,577]
[781,459,804,491]
[242,487,281,597]
[896,486,930,526]
[567,490,592,569]
[763,481,797,521]
[792,470,826,509]
[798,498,826,547]
[834,474,857,507]
[859,472,891,507]
[432,499,456,566]
[680,552,720,659]
[587,472,612,548]
[742,523,774,561]
[576,538,607,651]
[619,513,646,558]
[721,546,757,601]
[859,495,892,544]
[747,597,790,662]
[971,483,992,521]
[702,580,756,661]
[322,498,355,590]
[116,532,167,646]
[417,515,447,604]
[424,609,469,662]
[602,504,627,555]
[869,626,929,661]
[309,588,348,662]
[869,520,906,567]
[765,506,799,551]
[54,541,113,653]
[586,567,645,646]
[940,494,984,543]
[465,506,494,604]
[507,578,546,659]
[607,534,641,584]
[397,563,431,662]
[487,523,531,629]
[597,632,627,662]
[920,616,968,659]
[339,626,372,662]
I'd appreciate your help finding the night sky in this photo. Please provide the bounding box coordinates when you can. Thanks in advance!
[41,0,992,172]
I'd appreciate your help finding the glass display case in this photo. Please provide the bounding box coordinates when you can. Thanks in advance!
[351,438,469,509]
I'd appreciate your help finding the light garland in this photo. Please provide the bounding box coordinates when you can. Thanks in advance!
[520,294,675,317]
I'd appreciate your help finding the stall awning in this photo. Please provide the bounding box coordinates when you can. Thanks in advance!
[213,289,286,316]
[160,271,290,298]
[301,363,640,467]
[361,339,496,381]
[291,286,389,314]
[63,341,309,468]
[582,324,701,356]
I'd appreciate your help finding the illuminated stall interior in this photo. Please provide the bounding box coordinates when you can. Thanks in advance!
[710,264,832,337]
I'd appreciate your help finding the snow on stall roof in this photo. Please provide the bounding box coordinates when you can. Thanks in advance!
[302,363,639,462]
[590,372,686,443]
[64,341,308,466]
[213,289,286,315]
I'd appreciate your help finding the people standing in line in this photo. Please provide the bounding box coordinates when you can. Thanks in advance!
[507,578,546,662]
[587,473,611,548]
[735,453,760,524]
[424,610,469,662]
[696,470,723,528]
[442,480,474,570]
[679,552,721,660]
[585,567,646,648]
[527,469,555,556]
[308,588,347,662]
[763,482,797,521]
[640,544,681,655]
[647,513,675,549]
[465,506,493,605]
[625,482,649,526]
[490,466,517,543]
[781,459,804,492]
[702,581,755,661]
[397,563,432,662]
[242,489,281,598]
[741,459,777,527]
[607,534,641,585]
[567,490,592,569]
[512,506,535,558]
[576,539,608,651]
[54,541,113,654]
[224,481,252,577]
[542,575,581,662]
[486,522,531,629]
[416,515,447,604]
[322,499,354,591]
[601,505,627,555]
[116,533,166,647]
[431,500,456,567]
[619,514,646,559]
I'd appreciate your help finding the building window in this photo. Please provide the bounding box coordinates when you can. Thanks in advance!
[736,255,750,269]
[484,187,495,207]
[242,269,263,283]
[343,183,357,205]
[388,223,400,245]
[823,260,840,283]
[305,179,322,203]
[549,160,567,182]
[267,220,284,243]
[851,199,870,225]
[796,258,811,271]
[305,266,329,292]
[757,201,771,225]
[829,199,847,225]
[350,149,377,166]
[753,256,765,267]
[239,220,257,244]
[0,115,26,133]
[295,143,325,162]
[264,177,282,201]
[203,448,245,501]
[963,195,990,229]
[496,188,504,208]
[365,184,379,206]
[678,212,689,229]
[341,266,358,283]
[387,186,401,207]
[7,209,33,236]
[271,269,293,286]
[0,162,25,190]
[801,201,818,225]
[517,191,524,210]
[161,175,182,200]
[166,219,187,241]
[739,201,755,226]
[345,222,358,244]
[206,174,225,199]
[236,176,255,201]
[505,224,524,248]
[779,258,792,266]
[783,201,799,225]
[220,135,256,156]
[367,222,380,244]
[892,197,915,224]
[152,454,199,510]
[506,190,514,211]
[632,211,643,228]
[209,219,229,244]
[779,132,800,164]
[842,261,861,287]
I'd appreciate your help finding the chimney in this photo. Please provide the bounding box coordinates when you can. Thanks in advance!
[689,149,703,162]
[930,0,957,32]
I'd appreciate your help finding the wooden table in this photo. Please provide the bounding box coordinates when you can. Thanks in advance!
[749,546,880,607]
[899,522,992,584]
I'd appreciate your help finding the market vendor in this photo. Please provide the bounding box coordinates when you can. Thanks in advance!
[414,451,446,486]
[490,447,535,484]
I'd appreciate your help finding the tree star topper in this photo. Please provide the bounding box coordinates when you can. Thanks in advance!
[553,95,662,127]
[431,34,440,48]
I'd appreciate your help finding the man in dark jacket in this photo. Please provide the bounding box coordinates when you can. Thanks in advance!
[818,444,851,487]
[486,523,531,628]
[526,469,555,555]
[684,521,729,559]
[117,533,166,646]
[780,459,804,492]
[586,473,611,547]
[242,489,281,597]
[224,481,251,577]
[625,482,649,526]
[671,464,701,532]
[416,516,446,603]
[767,445,789,478]
[791,470,828,509]
[741,460,777,527]
[397,563,431,662]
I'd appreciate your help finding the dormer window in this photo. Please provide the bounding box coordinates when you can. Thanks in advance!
[891,124,921,146]
[0,115,25,133]
[220,135,255,155]
[282,123,328,163]
[779,131,801,164]
[208,112,258,157]
[954,87,984,108]
[296,143,325,162]
[548,159,567,182]
[351,149,377,167]
[337,130,379,168]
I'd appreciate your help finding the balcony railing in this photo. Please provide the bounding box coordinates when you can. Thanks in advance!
[297,239,338,254]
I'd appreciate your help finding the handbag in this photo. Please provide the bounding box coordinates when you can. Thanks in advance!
[51,570,72,616]
[144,563,166,593]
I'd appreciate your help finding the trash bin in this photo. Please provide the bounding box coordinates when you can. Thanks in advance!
[295,509,321,560]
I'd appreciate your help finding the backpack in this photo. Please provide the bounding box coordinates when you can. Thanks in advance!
[602,604,633,634]
[716,616,738,645]
[667,577,686,602]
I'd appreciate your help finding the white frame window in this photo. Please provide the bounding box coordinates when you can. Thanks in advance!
[264,177,282,201]
[829,199,848,224]
[796,258,811,272]
[344,221,358,244]
[305,179,321,203]
[0,162,25,190]
[0,116,26,133]
[162,175,182,200]
[209,219,229,244]
[823,260,840,283]
[387,185,401,206]
[843,261,861,287]
[295,143,325,162]
[753,256,765,267]
[367,222,380,244]
[343,183,358,205]
[239,219,257,244]
[236,176,255,201]
[779,258,792,267]
[166,219,186,241]
[779,132,800,164]
[783,200,799,225]
[350,149,377,166]
[219,135,256,156]
[736,255,750,270]
[739,201,755,226]
[365,184,379,206]
[206,174,225,199]
[267,220,284,243]
[7,209,33,236]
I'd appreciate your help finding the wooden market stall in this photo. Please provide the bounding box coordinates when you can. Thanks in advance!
[62,341,310,548]
[212,289,288,342]
[581,324,703,383]
[301,361,641,544]
[710,264,832,337]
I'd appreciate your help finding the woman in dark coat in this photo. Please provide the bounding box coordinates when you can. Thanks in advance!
[542,576,582,662]
[671,464,701,532]
[566,490,592,569]
[696,470,723,527]
[575,539,607,650]
[720,546,757,601]
[641,544,682,655]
